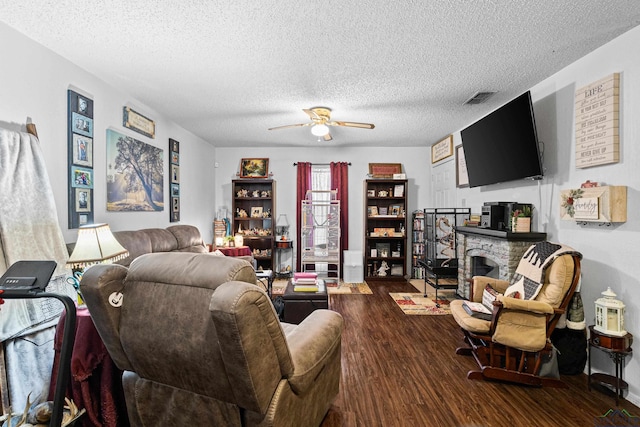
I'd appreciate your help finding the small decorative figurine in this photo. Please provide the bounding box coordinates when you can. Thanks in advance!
[377,260,390,277]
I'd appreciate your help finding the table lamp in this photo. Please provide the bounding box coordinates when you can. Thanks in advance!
[276,214,290,241]
[66,224,129,299]
[67,223,129,268]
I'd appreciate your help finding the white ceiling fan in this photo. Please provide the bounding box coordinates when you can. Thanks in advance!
[268,107,375,141]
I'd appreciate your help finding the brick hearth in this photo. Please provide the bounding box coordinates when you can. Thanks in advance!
[455,227,546,299]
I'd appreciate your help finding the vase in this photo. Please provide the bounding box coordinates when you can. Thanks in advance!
[513,217,531,233]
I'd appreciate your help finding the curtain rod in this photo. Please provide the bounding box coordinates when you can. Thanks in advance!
[292,162,351,166]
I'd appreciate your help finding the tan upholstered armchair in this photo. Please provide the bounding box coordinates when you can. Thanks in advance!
[450,242,582,387]
[81,252,343,426]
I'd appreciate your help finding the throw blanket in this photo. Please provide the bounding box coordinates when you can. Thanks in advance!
[0,127,73,340]
[507,242,582,300]
[0,127,76,411]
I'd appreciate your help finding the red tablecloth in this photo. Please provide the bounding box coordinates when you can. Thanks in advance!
[217,246,252,257]
[49,307,129,427]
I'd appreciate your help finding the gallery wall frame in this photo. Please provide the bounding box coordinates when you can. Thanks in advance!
[169,138,180,222]
[67,89,94,228]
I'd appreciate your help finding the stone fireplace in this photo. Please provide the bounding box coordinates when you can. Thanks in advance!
[456,226,546,299]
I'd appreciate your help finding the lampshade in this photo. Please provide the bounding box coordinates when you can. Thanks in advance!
[276,214,289,227]
[311,124,330,136]
[67,223,129,269]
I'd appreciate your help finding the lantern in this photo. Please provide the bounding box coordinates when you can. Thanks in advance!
[594,287,626,336]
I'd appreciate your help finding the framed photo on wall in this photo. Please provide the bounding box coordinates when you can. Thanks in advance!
[75,188,91,212]
[71,112,93,137]
[456,144,469,188]
[171,164,180,183]
[72,134,93,167]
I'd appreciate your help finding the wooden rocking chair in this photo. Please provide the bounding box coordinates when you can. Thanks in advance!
[450,248,582,388]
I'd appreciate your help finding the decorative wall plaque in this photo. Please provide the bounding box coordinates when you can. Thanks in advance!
[431,135,453,164]
[575,73,619,168]
[123,106,156,138]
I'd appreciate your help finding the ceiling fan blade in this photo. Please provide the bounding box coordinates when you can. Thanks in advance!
[268,123,311,131]
[330,120,375,129]
[323,132,333,142]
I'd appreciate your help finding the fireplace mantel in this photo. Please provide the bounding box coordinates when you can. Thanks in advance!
[456,227,547,299]
[456,226,546,241]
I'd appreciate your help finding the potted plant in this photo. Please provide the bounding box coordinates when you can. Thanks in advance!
[511,206,532,232]
[224,235,236,247]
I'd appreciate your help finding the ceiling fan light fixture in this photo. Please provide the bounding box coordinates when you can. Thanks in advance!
[311,124,330,136]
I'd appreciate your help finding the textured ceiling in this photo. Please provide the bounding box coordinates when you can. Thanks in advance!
[1,1,639,147]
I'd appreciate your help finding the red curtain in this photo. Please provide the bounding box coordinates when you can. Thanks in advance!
[296,162,312,272]
[331,162,349,276]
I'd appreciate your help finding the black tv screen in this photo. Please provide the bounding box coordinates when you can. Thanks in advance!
[460,91,543,188]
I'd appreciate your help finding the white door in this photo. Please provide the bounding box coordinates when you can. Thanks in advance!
[431,160,455,207]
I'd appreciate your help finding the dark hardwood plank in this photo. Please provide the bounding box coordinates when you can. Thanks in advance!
[321,279,639,427]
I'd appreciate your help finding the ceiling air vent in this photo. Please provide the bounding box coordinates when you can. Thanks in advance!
[464,91,496,105]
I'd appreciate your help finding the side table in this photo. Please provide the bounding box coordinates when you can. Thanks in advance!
[275,240,293,278]
[49,306,129,426]
[256,269,274,297]
[588,325,633,405]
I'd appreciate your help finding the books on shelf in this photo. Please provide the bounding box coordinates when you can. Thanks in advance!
[461,301,493,321]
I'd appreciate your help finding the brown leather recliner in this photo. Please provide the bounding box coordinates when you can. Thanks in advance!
[81,252,343,426]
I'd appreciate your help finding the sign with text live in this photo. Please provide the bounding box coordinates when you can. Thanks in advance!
[574,73,619,168]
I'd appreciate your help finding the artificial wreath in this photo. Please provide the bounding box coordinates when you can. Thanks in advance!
[561,189,584,217]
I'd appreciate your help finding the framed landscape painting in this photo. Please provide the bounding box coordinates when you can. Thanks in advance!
[240,158,269,178]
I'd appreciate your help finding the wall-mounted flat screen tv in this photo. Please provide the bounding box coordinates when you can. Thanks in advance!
[460,91,543,188]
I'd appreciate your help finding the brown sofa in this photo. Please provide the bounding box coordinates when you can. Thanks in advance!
[111,224,254,266]
[81,252,343,426]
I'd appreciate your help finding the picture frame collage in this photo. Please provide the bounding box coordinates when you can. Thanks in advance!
[67,89,94,228]
[170,138,180,222]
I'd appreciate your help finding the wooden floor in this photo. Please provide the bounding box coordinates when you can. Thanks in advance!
[320,279,639,427]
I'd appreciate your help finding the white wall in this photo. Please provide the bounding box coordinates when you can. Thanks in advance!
[0,23,216,243]
[447,26,640,406]
[214,146,431,255]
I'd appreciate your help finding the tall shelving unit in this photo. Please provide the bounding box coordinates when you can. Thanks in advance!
[411,210,425,279]
[300,191,341,283]
[364,179,408,280]
[232,179,275,271]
